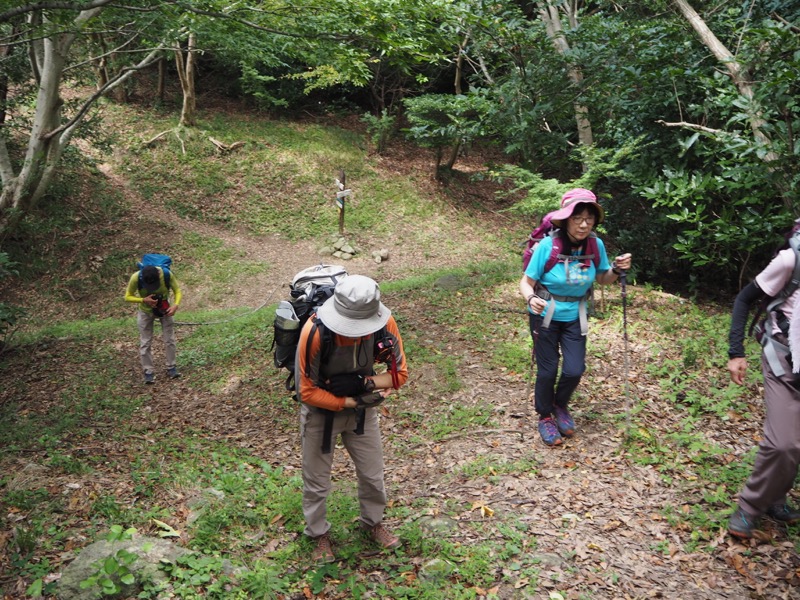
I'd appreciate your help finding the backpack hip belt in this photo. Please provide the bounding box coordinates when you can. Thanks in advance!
[536,286,591,335]
[756,321,792,377]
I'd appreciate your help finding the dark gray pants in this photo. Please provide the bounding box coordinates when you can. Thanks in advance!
[738,351,800,516]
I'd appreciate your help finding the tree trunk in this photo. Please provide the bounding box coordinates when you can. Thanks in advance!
[0,27,14,125]
[538,1,593,170]
[445,140,462,170]
[92,33,109,90]
[0,24,71,228]
[455,35,468,95]
[175,33,197,127]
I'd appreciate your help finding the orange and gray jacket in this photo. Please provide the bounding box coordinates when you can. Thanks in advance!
[295,314,408,411]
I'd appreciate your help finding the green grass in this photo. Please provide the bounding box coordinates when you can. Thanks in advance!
[0,274,541,598]
[452,453,541,481]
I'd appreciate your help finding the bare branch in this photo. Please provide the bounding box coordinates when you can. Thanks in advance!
[174,129,185,155]
[43,47,162,141]
[656,119,729,135]
[144,130,171,147]
[656,119,757,148]
[771,12,800,33]
[209,137,245,154]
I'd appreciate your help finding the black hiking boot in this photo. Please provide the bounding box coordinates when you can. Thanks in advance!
[766,503,800,524]
[728,507,759,539]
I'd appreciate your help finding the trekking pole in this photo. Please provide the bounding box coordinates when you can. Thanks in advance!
[619,269,632,438]
[524,318,539,435]
[525,340,535,415]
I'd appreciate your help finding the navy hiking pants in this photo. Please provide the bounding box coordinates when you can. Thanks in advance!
[529,314,586,417]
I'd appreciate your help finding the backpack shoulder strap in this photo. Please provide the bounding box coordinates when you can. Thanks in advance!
[748,235,800,338]
[780,234,800,299]
[586,233,600,269]
[543,230,562,273]
[764,235,800,315]
[304,316,334,380]
[544,231,601,273]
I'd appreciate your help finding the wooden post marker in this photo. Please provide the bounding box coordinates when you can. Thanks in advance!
[335,170,352,235]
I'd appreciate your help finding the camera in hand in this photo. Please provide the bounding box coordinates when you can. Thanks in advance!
[355,392,384,407]
[152,294,170,317]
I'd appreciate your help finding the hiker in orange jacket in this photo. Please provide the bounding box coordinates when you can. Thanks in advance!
[295,275,408,563]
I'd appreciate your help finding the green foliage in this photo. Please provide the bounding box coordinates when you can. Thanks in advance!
[426,405,496,441]
[79,526,138,596]
[151,553,233,599]
[490,166,566,219]
[453,453,540,481]
[403,93,493,170]
[361,109,397,154]
[239,561,290,598]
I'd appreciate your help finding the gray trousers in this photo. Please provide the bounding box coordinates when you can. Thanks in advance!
[300,403,387,538]
[738,351,800,516]
[137,310,177,374]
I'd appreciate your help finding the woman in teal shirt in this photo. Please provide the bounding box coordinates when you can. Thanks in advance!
[520,188,631,446]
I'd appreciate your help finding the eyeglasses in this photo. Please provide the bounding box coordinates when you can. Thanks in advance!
[569,215,596,225]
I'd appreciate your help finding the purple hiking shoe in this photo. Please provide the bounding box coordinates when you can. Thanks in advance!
[553,405,575,437]
[538,416,563,446]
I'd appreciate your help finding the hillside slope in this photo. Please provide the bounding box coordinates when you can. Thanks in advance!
[0,106,796,600]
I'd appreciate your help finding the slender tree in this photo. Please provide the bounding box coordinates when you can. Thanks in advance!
[175,32,197,127]
[537,1,593,160]
[670,0,780,169]
[0,4,164,234]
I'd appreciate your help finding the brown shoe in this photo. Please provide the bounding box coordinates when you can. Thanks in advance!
[368,523,401,549]
[312,533,335,563]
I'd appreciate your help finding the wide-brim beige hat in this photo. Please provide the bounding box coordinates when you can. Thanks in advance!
[317,275,391,337]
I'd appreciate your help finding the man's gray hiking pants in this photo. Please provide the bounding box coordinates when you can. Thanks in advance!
[300,403,387,538]
[137,310,177,374]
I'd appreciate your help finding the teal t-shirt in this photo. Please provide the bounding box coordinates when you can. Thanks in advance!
[524,234,611,322]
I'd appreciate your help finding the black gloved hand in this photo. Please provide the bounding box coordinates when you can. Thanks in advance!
[355,392,384,408]
[323,373,367,397]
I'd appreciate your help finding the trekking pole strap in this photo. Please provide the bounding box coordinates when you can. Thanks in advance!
[354,409,366,435]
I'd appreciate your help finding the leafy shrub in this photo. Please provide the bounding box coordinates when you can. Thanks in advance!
[403,93,492,172]
[361,109,396,154]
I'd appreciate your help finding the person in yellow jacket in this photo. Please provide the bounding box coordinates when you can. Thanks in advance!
[124,265,182,384]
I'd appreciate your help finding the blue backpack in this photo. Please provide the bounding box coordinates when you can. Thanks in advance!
[137,254,172,290]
